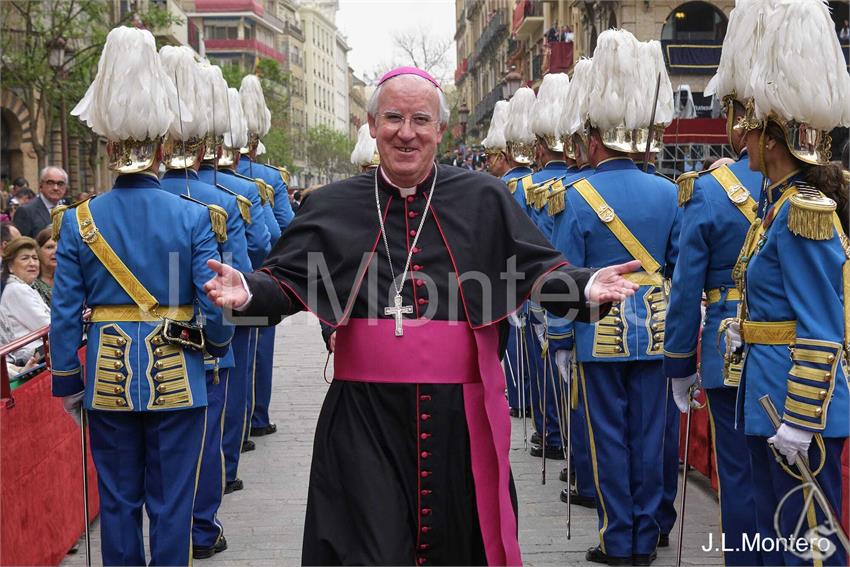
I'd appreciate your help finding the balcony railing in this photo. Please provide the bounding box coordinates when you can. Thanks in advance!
[469,11,507,70]
[285,21,305,41]
[472,83,503,126]
[660,39,722,75]
[204,38,286,64]
[512,0,543,34]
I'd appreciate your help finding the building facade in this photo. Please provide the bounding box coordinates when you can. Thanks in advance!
[300,3,340,130]
[334,33,351,134]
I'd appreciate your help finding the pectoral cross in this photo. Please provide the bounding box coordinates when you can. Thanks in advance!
[385,294,413,337]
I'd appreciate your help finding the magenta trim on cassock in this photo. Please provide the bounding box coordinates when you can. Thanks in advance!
[333,318,522,566]
[377,66,442,91]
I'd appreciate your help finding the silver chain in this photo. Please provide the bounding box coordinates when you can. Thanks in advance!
[374,166,438,299]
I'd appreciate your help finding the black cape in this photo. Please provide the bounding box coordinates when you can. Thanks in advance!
[240,164,600,565]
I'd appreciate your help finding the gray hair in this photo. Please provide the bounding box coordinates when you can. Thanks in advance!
[367,74,450,126]
[39,166,68,184]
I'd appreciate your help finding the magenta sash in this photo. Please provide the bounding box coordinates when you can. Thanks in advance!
[334,319,522,566]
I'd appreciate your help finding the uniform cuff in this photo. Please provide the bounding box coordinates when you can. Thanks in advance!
[52,367,84,397]
[663,352,698,379]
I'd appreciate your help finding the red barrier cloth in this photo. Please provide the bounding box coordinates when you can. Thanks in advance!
[1,359,98,566]
[548,42,573,74]
[663,119,727,145]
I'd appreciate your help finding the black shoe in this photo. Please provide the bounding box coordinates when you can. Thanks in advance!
[559,467,572,483]
[250,423,277,437]
[559,488,596,508]
[530,443,566,460]
[531,431,542,445]
[586,546,631,566]
[241,439,256,453]
[224,479,243,494]
[658,533,669,548]
[193,535,228,559]
[632,551,658,566]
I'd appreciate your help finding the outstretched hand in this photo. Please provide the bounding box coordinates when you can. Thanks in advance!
[587,260,642,304]
[204,259,249,310]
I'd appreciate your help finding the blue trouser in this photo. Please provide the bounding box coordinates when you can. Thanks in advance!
[705,388,760,566]
[527,327,562,448]
[580,360,666,557]
[88,408,205,566]
[570,374,596,499]
[746,435,846,566]
[224,327,252,481]
[193,368,229,548]
[657,382,680,536]
[504,324,531,411]
[250,325,276,430]
[242,328,259,443]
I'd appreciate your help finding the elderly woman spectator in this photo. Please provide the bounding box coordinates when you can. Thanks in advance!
[0,237,50,364]
[32,228,56,305]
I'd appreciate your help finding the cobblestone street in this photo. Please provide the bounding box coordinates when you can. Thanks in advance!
[65,312,723,566]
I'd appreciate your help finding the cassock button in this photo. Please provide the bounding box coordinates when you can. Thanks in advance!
[421,451,430,459]
[409,211,418,218]
[417,557,426,565]
[420,470,431,478]
[421,525,431,533]
[409,230,417,237]
[421,508,432,516]
[407,195,415,203]
[420,413,431,421]
[420,394,431,401]
[413,265,422,271]
[420,489,432,496]
[420,433,431,440]
[418,298,428,305]
[419,544,430,550]
[413,246,422,254]
[416,279,424,287]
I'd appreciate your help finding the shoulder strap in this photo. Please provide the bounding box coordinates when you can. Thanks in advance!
[832,215,850,358]
[214,183,252,224]
[572,178,662,274]
[77,200,159,313]
[179,194,228,243]
[710,165,757,224]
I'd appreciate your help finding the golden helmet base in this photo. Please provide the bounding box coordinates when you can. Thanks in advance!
[218,146,240,168]
[539,134,564,154]
[506,141,535,166]
[162,136,205,170]
[107,138,162,174]
[240,133,260,156]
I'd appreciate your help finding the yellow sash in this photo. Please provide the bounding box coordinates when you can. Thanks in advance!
[572,178,662,275]
[710,165,757,224]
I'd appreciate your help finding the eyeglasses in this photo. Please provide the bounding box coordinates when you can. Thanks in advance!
[42,180,66,187]
[379,111,438,131]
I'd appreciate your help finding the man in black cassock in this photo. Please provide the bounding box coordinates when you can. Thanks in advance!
[205,67,641,566]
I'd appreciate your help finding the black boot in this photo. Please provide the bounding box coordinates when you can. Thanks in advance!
[193,535,228,559]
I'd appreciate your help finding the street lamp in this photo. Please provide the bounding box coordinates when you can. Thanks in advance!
[458,102,469,145]
[48,38,69,172]
[502,66,523,100]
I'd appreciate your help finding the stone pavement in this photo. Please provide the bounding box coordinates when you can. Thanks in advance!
[64,312,723,566]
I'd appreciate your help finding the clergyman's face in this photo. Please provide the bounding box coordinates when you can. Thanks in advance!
[369,75,447,187]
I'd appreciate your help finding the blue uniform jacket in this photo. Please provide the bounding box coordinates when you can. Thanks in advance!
[554,158,681,362]
[50,173,233,411]
[741,174,848,437]
[198,164,271,269]
[503,166,535,319]
[529,161,568,240]
[238,155,294,231]
[547,165,593,352]
[160,168,254,371]
[664,154,763,388]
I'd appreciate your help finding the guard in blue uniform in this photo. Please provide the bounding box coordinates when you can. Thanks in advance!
[158,47,254,559]
[723,3,850,564]
[236,75,294,439]
[548,57,598,509]
[663,2,765,559]
[553,31,680,565]
[199,87,271,493]
[50,27,232,566]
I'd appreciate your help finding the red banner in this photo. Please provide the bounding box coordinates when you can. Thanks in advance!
[663,118,727,145]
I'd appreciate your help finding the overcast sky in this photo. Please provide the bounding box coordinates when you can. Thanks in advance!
[336,0,457,84]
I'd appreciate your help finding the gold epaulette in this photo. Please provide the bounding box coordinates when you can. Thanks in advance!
[787,187,837,240]
[180,194,229,243]
[256,179,275,207]
[254,179,268,205]
[235,195,252,224]
[531,178,560,210]
[676,171,700,206]
[547,177,583,216]
[507,178,518,194]
[520,174,535,205]
[278,166,291,187]
[51,197,91,241]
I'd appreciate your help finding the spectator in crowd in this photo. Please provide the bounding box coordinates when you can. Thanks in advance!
[14,166,68,237]
[839,19,849,41]
[0,237,50,365]
[561,25,574,42]
[1,221,21,252]
[33,228,56,306]
[8,177,28,206]
[546,23,559,43]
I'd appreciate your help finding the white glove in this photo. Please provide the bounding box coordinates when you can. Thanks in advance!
[508,312,522,327]
[533,324,546,345]
[555,349,571,384]
[671,373,699,413]
[725,320,742,351]
[63,391,84,427]
[768,423,813,465]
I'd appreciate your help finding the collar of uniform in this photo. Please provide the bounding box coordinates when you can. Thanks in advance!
[579,164,593,171]
[162,168,200,180]
[542,160,567,170]
[634,162,656,174]
[503,165,533,178]
[376,164,437,197]
[113,172,162,190]
[199,163,216,171]
[595,157,637,173]
[566,165,580,173]
[239,155,254,166]
[767,168,802,203]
